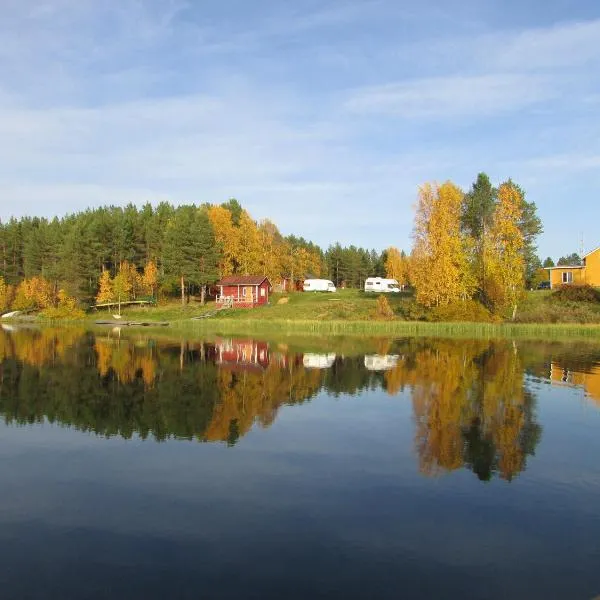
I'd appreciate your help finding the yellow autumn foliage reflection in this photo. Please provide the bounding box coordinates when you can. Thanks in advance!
[0,328,569,482]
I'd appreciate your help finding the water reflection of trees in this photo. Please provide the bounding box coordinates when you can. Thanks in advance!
[408,340,542,481]
[2,328,584,482]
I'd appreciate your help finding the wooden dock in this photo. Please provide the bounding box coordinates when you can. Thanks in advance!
[92,300,155,309]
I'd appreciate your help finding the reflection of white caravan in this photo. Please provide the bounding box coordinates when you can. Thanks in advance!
[303,353,337,369]
[364,354,400,371]
[364,278,401,293]
[303,279,336,292]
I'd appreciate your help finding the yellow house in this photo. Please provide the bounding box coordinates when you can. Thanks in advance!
[546,247,600,289]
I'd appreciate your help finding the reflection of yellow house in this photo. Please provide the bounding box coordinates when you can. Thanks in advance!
[546,247,600,289]
[550,363,600,405]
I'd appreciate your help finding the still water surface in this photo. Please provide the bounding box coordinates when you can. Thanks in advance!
[1,326,600,599]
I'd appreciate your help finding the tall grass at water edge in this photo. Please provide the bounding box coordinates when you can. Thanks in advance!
[173,318,600,340]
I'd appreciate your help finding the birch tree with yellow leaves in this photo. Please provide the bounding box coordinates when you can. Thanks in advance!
[484,181,525,318]
[207,205,239,277]
[411,182,475,307]
[385,247,407,287]
[96,269,114,304]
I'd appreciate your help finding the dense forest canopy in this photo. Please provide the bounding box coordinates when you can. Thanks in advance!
[0,199,389,306]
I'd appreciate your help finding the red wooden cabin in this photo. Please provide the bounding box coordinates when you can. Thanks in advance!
[215,275,271,308]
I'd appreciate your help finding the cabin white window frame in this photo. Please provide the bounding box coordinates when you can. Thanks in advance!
[562,272,573,284]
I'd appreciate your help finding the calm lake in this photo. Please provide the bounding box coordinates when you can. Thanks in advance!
[1,326,600,599]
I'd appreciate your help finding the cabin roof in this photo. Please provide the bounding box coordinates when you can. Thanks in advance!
[545,265,585,270]
[217,275,270,286]
[584,246,600,258]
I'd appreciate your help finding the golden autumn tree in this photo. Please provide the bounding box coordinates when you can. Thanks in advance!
[96,269,114,304]
[0,276,12,313]
[411,182,475,307]
[41,289,85,319]
[207,205,239,277]
[237,210,262,275]
[484,182,525,317]
[11,277,55,311]
[119,261,142,300]
[385,247,407,286]
[142,260,158,299]
[258,219,285,282]
[112,263,133,314]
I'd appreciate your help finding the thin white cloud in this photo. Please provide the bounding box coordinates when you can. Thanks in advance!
[514,154,600,173]
[344,73,556,118]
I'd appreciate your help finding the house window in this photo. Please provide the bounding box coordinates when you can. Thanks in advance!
[562,272,573,284]
[241,287,246,298]
[260,287,265,297]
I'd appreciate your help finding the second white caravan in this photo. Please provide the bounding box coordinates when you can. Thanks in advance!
[303,279,336,292]
[364,277,401,293]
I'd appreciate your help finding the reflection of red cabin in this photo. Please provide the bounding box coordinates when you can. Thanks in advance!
[215,338,270,372]
[216,276,271,308]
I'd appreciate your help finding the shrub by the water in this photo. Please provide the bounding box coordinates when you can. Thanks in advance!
[375,295,395,319]
[551,284,600,303]
[429,299,494,323]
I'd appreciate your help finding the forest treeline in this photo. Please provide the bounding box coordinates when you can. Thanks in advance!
[0,198,393,311]
[0,172,543,316]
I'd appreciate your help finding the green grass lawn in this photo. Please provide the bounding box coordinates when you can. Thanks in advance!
[36,287,600,339]
[99,289,408,323]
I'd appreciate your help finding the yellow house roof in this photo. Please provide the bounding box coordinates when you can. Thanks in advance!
[584,246,600,258]
[545,265,585,270]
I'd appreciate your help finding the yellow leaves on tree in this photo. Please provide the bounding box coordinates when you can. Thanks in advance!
[12,277,55,311]
[110,261,142,303]
[96,269,114,304]
[209,205,321,286]
[0,276,14,313]
[142,260,158,298]
[112,267,133,304]
[258,219,284,282]
[237,210,262,276]
[484,182,525,315]
[41,289,85,319]
[385,247,407,286]
[411,182,475,308]
[208,205,239,277]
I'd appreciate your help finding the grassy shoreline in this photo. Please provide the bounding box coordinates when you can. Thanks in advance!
[171,318,600,339]
[5,288,600,340]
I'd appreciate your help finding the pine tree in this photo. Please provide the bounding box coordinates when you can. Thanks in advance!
[193,209,219,304]
[163,206,220,305]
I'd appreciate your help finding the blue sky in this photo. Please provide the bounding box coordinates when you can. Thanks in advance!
[1,0,599,260]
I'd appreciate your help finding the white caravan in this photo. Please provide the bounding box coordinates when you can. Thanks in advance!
[364,354,400,371]
[364,277,401,293]
[303,279,336,292]
[303,353,337,369]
